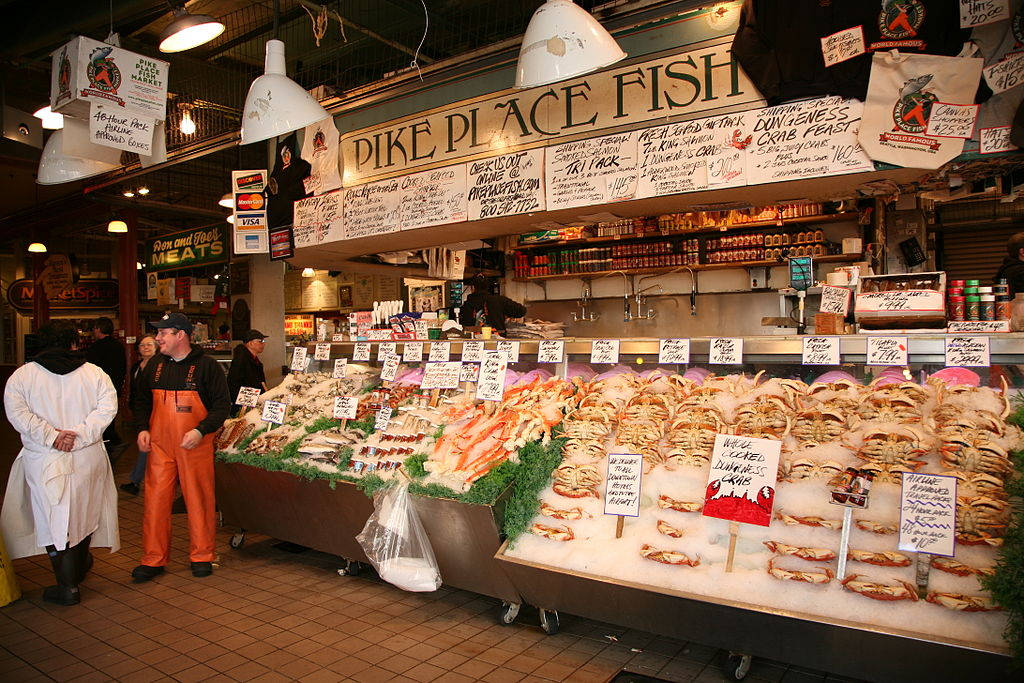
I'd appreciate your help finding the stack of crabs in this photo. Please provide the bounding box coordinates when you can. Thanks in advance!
[507,365,1021,649]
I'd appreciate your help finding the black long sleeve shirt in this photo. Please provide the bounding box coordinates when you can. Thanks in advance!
[85,335,127,395]
[227,345,266,401]
[131,345,231,436]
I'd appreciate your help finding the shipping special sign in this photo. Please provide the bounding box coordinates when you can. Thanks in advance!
[340,37,763,184]
[146,226,228,272]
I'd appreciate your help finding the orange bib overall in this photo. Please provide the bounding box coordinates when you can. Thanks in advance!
[141,382,216,566]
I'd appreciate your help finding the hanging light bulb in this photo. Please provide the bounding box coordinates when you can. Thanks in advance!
[33,106,64,130]
[218,192,233,208]
[159,7,225,53]
[27,242,47,253]
[240,40,328,145]
[123,190,135,198]
[108,219,128,233]
[301,267,315,277]
[214,273,220,280]
[137,187,150,195]
[137,261,144,270]
[179,105,196,135]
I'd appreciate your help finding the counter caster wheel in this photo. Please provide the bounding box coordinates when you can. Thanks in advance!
[229,532,246,549]
[498,602,520,625]
[723,653,752,680]
[337,560,362,576]
[539,608,559,635]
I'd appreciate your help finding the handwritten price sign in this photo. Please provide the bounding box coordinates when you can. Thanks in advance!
[461,341,484,362]
[496,341,520,362]
[475,351,508,402]
[332,358,348,378]
[945,336,990,367]
[983,51,1024,95]
[819,285,852,316]
[960,0,1010,27]
[898,473,957,557]
[314,342,331,361]
[925,102,979,139]
[604,453,643,517]
[658,339,690,364]
[380,355,400,382]
[331,333,346,342]
[537,340,564,363]
[333,396,358,420]
[374,406,393,432]
[820,25,865,67]
[403,341,423,362]
[420,361,461,389]
[235,386,262,407]
[261,400,286,425]
[980,126,1017,154]
[590,339,620,364]
[428,341,451,362]
[460,362,480,382]
[377,342,398,360]
[801,336,840,366]
[867,336,908,366]
[290,347,308,373]
[709,338,743,365]
[352,343,371,361]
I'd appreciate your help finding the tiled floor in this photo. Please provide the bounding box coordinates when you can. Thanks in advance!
[1,452,847,682]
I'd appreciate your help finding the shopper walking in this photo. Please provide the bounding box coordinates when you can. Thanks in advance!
[85,317,127,459]
[130,313,230,582]
[120,336,158,496]
[1,322,119,605]
[227,330,268,416]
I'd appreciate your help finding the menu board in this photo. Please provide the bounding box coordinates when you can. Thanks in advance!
[343,178,401,240]
[467,149,546,220]
[399,165,468,230]
[745,97,873,186]
[545,132,639,210]
[292,191,343,248]
[636,112,748,198]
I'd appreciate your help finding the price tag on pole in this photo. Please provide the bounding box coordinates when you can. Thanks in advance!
[378,342,398,360]
[819,285,851,316]
[374,406,393,431]
[496,340,520,362]
[332,358,348,379]
[866,336,908,366]
[314,343,331,361]
[461,340,484,362]
[380,355,400,382]
[414,320,429,340]
[352,343,371,361]
[476,351,507,401]
[290,347,308,372]
[801,336,840,365]
[709,338,743,365]
[605,452,643,539]
[590,339,620,364]
[403,341,423,362]
[428,341,451,362]
[658,339,690,364]
[899,473,957,557]
[333,396,358,420]
[537,340,564,363]
[945,336,990,367]
[235,386,261,407]
[421,361,461,389]
[261,400,286,425]
[460,363,480,382]
[331,333,346,342]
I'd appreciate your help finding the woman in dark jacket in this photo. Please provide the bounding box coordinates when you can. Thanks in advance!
[119,336,157,495]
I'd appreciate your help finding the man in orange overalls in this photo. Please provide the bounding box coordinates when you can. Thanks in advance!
[130,313,230,582]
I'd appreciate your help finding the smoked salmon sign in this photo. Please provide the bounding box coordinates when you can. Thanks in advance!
[7,279,118,311]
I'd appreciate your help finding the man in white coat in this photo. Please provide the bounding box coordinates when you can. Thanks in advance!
[1,321,119,605]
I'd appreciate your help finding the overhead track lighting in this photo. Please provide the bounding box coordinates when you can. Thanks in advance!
[33,106,64,130]
[241,39,328,145]
[515,0,626,89]
[159,7,225,53]
[28,242,47,253]
[108,220,128,233]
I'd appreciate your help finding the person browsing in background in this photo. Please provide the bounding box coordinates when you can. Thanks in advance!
[458,275,527,334]
[85,317,127,459]
[119,336,158,496]
[130,313,230,583]
[1,322,119,605]
[995,232,1024,295]
[227,330,268,417]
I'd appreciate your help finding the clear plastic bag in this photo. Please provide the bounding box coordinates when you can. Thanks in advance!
[356,482,441,592]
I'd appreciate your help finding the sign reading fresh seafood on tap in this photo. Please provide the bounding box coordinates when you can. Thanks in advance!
[703,434,781,527]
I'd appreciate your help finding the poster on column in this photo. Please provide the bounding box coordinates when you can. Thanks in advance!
[231,170,269,254]
[635,111,750,198]
[292,190,344,248]
[343,178,401,240]
[399,164,468,230]
[300,116,342,195]
[545,132,639,211]
[747,97,873,184]
[466,148,546,220]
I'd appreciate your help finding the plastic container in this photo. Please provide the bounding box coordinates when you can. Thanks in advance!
[949,279,966,288]
[980,294,996,321]
[978,286,993,294]
[996,296,1012,321]
[966,295,981,321]
[948,296,966,321]
[964,287,979,296]
[966,279,981,287]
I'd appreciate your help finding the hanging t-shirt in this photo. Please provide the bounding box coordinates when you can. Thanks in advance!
[266,133,312,228]
[972,0,1024,135]
[862,0,969,54]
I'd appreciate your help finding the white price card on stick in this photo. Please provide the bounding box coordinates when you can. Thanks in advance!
[945,336,990,367]
[332,358,348,378]
[820,25,866,68]
[331,333,346,342]
[659,339,690,364]
[261,400,287,425]
[377,342,398,360]
[290,347,308,372]
[460,363,480,382]
[428,341,451,362]
[925,102,979,139]
[819,285,851,316]
[380,355,400,382]
[899,472,957,557]
[590,339,620,364]
[235,386,261,407]
[352,343,371,361]
[461,340,484,362]
[374,406,393,432]
[980,126,1017,154]
[476,351,508,402]
[537,340,564,363]
[867,336,908,366]
[960,0,1010,28]
[709,338,743,365]
[496,340,520,362]
[801,336,840,366]
[420,361,461,389]
[604,453,643,517]
[333,396,358,420]
[703,434,781,527]
[403,341,423,362]
[314,343,331,361]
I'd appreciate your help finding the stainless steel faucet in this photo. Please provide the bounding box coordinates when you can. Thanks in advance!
[571,281,600,322]
[669,266,698,316]
[606,270,632,322]
[633,281,663,320]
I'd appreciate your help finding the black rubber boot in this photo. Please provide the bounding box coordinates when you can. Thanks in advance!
[73,535,93,584]
[42,546,81,606]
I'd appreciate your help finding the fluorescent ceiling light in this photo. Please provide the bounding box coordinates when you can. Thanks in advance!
[33,106,64,130]
[159,8,225,53]
[37,129,120,185]
[241,39,328,145]
[515,0,626,89]
[108,220,128,233]
[28,242,47,253]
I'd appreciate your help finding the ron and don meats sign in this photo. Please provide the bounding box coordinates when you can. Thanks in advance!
[146,226,228,272]
[341,38,763,183]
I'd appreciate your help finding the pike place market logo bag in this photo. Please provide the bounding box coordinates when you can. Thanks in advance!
[857,52,982,170]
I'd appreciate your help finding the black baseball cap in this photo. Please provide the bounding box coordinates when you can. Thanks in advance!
[148,312,194,334]
[243,329,268,342]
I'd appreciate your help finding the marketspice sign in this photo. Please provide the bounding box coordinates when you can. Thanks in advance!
[146,226,228,272]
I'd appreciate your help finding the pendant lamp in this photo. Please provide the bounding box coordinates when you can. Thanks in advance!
[37,130,120,185]
[515,0,626,89]
[218,193,234,208]
[240,39,328,145]
[27,242,47,253]
[108,220,128,233]
[159,8,225,53]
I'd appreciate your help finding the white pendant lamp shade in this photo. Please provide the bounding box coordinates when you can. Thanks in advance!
[515,0,626,89]
[159,9,225,53]
[219,193,234,208]
[33,106,64,130]
[37,130,119,185]
[27,242,47,253]
[241,39,328,145]
[108,220,128,233]
[301,267,315,277]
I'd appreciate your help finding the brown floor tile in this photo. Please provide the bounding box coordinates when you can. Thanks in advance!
[224,661,272,681]
[405,662,447,683]
[351,665,396,682]
[481,669,525,683]
[504,654,547,674]
[207,652,250,673]
[533,660,579,681]
[174,663,220,682]
[453,657,497,679]
[378,652,419,674]
[326,655,371,677]
[428,650,470,670]
[298,669,341,683]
